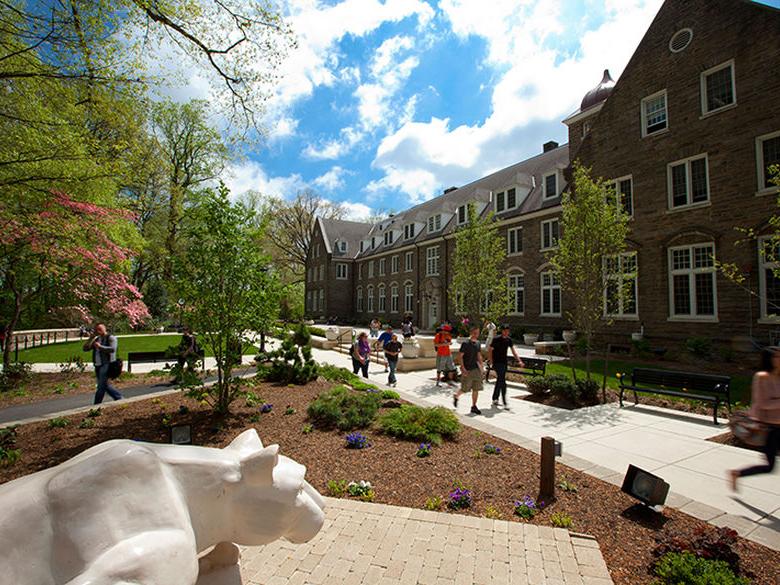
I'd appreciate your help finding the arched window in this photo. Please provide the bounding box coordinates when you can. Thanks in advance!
[378,284,386,312]
[390,283,399,313]
[356,287,363,312]
[367,285,374,313]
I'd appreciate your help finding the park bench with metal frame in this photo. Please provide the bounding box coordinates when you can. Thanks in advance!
[618,367,731,424]
[485,356,547,382]
[127,350,205,373]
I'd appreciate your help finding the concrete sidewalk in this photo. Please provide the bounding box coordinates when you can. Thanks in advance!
[310,347,780,551]
[198,497,613,585]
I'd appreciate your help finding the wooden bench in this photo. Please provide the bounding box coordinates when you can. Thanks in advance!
[126,350,205,373]
[618,367,731,424]
[485,356,547,382]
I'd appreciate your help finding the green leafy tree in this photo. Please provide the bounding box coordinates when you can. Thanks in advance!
[550,162,631,382]
[173,184,281,414]
[449,202,511,325]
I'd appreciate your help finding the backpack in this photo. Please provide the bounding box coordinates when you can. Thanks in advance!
[107,359,123,379]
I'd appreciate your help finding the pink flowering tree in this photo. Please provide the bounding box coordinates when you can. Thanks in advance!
[0,190,149,366]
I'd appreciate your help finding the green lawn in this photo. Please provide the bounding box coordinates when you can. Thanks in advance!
[543,358,752,406]
[16,335,258,363]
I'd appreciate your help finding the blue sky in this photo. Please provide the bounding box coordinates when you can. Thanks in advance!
[210,0,780,219]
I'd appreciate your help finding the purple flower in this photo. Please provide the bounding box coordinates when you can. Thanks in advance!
[260,403,273,413]
[448,486,473,509]
[345,432,370,449]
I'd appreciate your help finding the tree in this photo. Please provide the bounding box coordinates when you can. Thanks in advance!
[174,184,281,414]
[449,202,511,326]
[550,162,631,382]
[0,190,150,367]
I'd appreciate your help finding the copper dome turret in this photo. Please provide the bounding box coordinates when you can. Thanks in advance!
[580,69,615,111]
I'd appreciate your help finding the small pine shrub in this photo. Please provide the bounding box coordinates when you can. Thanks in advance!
[326,479,347,497]
[86,408,102,418]
[0,362,31,392]
[550,512,573,529]
[307,386,381,430]
[525,376,551,395]
[484,505,503,520]
[652,552,749,585]
[575,379,600,404]
[424,495,444,511]
[302,423,313,434]
[0,426,20,466]
[78,418,95,429]
[49,417,69,429]
[549,375,577,402]
[377,405,459,445]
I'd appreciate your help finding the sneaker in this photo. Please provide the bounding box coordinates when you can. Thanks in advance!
[453,394,459,408]
[503,404,510,411]
[436,381,441,387]
[491,399,499,407]
[470,405,482,415]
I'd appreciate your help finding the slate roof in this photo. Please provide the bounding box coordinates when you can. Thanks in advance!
[317,217,373,259]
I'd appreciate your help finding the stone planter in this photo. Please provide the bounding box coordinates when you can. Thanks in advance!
[325,326,339,341]
[562,330,577,343]
[631,332,643,342]
[402,338,420,359]
[523,333,539,345]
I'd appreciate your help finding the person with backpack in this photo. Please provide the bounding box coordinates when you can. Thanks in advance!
[383,334,402,387]
[83,323,122,404]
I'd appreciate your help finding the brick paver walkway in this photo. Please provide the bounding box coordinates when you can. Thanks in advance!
[198,497,613,585]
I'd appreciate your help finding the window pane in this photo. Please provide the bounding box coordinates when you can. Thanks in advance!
[515,288,524,314]
[545,174,557,197]
[763,136,780,188]
[673,274,691,315]
[619,178,633,215]
[552,288,561,314]
[690,158,708,203]
[543,290,551,314]
[496,192,505,212]
[694,245,714,269]
[706,66,734,112]
[766,267,780,317]
[507,188,516,208]
[645,94,667,133]
[672,248,690,270]
[624,279,638,314]
[606,281,620,314]
[671,163,688,207]
[695,273,715,315]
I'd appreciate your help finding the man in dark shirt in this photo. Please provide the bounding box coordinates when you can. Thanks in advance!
[454,324,484,415]
[383,334,402,387]
[489,324,523,409]
[375,324,394,373]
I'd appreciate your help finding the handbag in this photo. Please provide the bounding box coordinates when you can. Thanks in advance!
[107,359,123,380]
[728,410,769,447]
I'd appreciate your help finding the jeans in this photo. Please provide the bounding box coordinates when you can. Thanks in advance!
[352,357,368,378]
[491,362,508,403]
[738,426,779,477]
[388,359,398,385]
[94,362,122,404]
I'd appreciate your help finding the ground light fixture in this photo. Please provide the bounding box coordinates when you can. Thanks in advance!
[621,464,669,509]
[171,424,192,445]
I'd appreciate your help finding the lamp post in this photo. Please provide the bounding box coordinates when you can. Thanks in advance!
[177,298,185,330]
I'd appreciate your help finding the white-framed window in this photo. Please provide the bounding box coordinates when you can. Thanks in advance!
[336,263,348,280]
[604,252,638,318]
[543,172,558,199]
[668,243,717,320]
[508,273,525,315]
[758,236,780,322]
[367,285,374,313]
[756,130,780,194]
[405,251,414,272]
[378,258,386,276]
[390,284,399,313]
[426,246,440,276]
[368,260,375,278]
[337,241,347,253]
[541,218,560,250]
[701,60,736,115]
[427,214,442,233]
[318,289,325,312]
[540,271,561,316]
[404,282,414,313]
[457,204,468,225]
[384,231,394,246]
[378,284,386,312]
[668,154,709,209]
[480,290,494,313]
[391,255,399,274]
[641,90,668,136]
[582,120,591,138]
[610,175,634,216]
[356,287,364,312]
[404,223,416,240]
[507,226,523,255]
[495,187,518,213]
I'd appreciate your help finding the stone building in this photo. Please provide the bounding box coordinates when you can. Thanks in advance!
[305,0,780,348]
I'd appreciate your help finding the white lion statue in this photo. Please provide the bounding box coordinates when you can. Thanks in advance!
[0,429,325,584]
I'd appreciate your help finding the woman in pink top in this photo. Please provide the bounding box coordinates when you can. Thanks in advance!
[729,347,780,491]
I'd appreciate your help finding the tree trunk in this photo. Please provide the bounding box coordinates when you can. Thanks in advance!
[584,333,592,381]
[3,280,23,368]
[601,344,610,404]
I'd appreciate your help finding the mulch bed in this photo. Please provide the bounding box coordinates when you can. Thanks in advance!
[0,371,171,409]
[0,378,777,584]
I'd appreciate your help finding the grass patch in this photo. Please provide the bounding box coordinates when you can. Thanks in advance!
[377,405,459,445]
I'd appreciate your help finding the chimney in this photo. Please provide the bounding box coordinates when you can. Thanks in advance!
[543,141,559,153]
[443,186,458,194]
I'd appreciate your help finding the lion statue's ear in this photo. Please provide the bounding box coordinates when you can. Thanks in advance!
[240,444,279,485]
[225,429,264,458]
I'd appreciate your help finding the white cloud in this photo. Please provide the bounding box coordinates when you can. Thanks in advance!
[368,0,665,202]
[341,202,374,221]
[303,126,364,160]
[224,160,307,199]
[313,166,348,191]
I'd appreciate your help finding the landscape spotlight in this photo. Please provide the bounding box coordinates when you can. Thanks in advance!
[170,424,192,445]
[621,464,669,508]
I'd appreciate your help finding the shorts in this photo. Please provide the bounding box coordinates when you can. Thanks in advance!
[436,354,455,372]
[461,368,483,393]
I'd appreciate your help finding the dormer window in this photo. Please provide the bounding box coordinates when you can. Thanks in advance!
[337,241,347,253]
[359,241,365,253]
[427,214,442,233]
[384,231,394,245]
[543,173,558,200]
[404,223,416,240]
[371,236,376,249]
[495,188,518,213]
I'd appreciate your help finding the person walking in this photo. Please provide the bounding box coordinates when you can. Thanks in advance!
[453,324,484,415]
[384,334,402,387]
[489,324,523,410]
[434,325,456,387]
[351,331,371,379]
[369,318,380,338]
[401,315,415,338]
[375,324,394,372]
[729,346,780,491]
[82,323,122,404]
